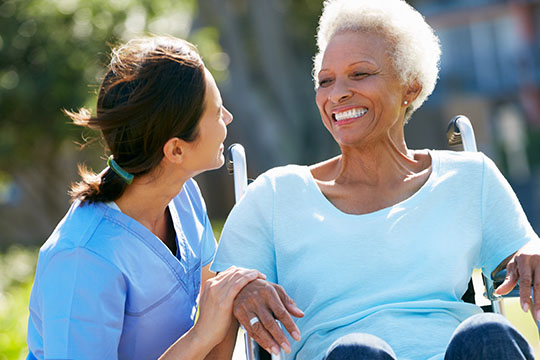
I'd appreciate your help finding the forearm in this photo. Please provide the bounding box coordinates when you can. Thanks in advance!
[159,326,216,360]
[204,320,239,360]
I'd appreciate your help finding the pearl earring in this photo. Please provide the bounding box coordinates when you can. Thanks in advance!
[403,100,408,105]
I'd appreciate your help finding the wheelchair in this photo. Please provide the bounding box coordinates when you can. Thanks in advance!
[226,115,540,360]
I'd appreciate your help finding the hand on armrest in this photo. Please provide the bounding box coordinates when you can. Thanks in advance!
[495,240,540,321]
[232,279,304,355]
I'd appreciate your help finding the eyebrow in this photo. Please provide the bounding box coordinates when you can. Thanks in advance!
[318,60,377,75]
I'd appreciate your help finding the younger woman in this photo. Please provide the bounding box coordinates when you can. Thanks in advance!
[26,36,260,360]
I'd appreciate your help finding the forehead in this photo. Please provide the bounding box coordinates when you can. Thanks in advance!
[204,68,220,102]
[320,31,393,71]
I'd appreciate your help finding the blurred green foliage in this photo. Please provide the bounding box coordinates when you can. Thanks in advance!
[0,247,37,360]
[0,0,226,173]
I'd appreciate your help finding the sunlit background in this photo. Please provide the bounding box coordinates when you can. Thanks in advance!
[1,0,539,358]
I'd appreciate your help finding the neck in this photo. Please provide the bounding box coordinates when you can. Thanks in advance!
[114,165,189,232]
[334,132,421,187]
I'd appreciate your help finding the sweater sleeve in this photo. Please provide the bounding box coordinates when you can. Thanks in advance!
[479,154,539,277]
[32,247,127,359]
[210,173,277,283]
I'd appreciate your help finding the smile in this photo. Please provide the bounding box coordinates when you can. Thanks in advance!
[333,107,368,121]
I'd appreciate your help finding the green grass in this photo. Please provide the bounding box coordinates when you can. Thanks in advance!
[0,246,37,360]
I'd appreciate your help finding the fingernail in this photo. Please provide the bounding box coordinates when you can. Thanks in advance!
[271,346,280,355]
[292,331,301,341]
[281,342,291,353]
[522,302,529,312]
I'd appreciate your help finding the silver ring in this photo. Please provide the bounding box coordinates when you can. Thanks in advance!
[249,316,260,326]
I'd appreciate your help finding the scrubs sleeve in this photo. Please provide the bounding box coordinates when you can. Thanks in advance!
[211,174,277,282]
[38,247,126,359]
[186,178,217,267]
[201,213,217,267]
[479,154,539,276]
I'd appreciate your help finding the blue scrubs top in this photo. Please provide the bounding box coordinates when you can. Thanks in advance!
[26,179,217,360]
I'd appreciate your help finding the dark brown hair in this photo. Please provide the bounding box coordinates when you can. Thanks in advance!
[66,36,206,203]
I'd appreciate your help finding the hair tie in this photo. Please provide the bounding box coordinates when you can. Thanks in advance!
[107,155,134,184]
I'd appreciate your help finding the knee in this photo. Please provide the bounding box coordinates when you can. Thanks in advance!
[453,313,518,342]
[324,333,397,360]
[446,313,534,359]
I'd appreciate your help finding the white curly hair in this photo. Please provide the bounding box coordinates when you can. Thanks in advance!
[313,0,441,121]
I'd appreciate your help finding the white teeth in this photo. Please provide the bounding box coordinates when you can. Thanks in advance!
[334,108,368,121]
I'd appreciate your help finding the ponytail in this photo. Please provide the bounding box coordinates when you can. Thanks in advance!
[69,164,128,204]
[65,36,206,204]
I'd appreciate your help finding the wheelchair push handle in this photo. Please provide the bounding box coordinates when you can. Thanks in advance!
[226,144,248,203]
[446,115,478,152]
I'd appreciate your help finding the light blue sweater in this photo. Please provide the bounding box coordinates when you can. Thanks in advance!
[212,150,537,360]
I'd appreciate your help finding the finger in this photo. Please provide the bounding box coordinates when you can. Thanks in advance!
[219,269,260,305]
[276,285,304,318]
[518,261,532,313]
[224,270,262,299]
[495,262,518,295]
[248,315,282,355]
[274,285,303,341]
[236,308,281,355]
[216,267,257,285]
[214,265,238,281]
[257,306,293,354]
[532,270,540,321]
[219,267,265,285]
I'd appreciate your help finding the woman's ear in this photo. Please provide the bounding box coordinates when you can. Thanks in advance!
[162,137,186,164]
[404,80,422,104]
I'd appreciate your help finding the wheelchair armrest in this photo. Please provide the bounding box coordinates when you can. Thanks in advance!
[493,269,506,287]
[490,269,520,298]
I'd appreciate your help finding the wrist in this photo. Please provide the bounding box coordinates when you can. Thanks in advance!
[159,323,217,360]
[190,321,220,352]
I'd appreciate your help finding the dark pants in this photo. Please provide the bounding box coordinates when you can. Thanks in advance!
[324,313,535,360]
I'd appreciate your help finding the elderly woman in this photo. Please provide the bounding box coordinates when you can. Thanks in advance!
[211,0,540,359]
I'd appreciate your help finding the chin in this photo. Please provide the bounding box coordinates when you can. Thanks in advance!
[211,155,225,170]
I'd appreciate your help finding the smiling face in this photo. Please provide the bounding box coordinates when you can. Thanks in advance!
[181,68,233,174]
[315,31,412,147]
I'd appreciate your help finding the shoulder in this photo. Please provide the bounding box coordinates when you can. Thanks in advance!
[232,164,311,208]
[430,149,491,174]
[254,164,311,187]
[37,201,122,273]
[40,201,105,255]
[431,149,485,165]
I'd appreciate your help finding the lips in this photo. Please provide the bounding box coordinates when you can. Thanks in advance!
[332,107,368,121]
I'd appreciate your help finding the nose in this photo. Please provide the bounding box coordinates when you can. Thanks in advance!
[328,78,352,104]
[223,107,233,125]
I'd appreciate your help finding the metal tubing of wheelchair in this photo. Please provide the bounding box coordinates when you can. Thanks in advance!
[492,299,506,316]
[244,331,256,360]
[229,144,248,203]
[453,115,478,152]
[227,143,271,360]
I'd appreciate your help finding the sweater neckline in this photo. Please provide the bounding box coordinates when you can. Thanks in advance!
[300,149,440,219]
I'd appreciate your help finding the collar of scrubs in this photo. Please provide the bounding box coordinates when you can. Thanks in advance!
[96,200,191,284]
